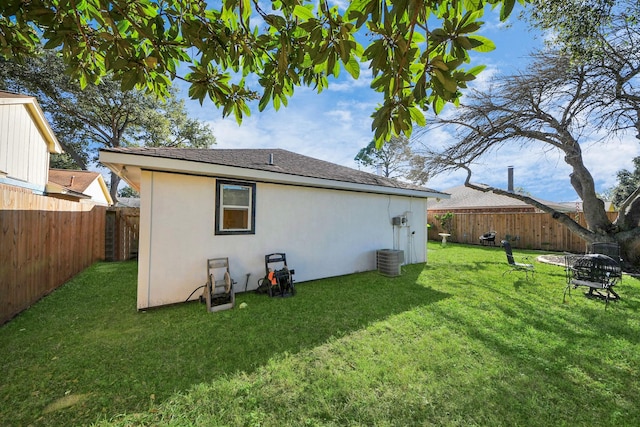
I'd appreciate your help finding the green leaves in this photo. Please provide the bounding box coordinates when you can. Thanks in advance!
[467,35,496,52]
[293,5,315,22]
[0,0,530,147]
[344,56,361,80]
[500,0,517,21]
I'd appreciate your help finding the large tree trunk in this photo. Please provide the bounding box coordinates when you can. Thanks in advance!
[110,172,120,205]
[562,139,613,234]
[57,141,88,170]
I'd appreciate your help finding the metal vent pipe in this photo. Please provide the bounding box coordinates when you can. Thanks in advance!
[508,166,514,192]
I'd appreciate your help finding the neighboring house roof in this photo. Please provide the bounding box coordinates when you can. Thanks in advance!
[427,184,572,212]
[47,169,113,206]
[99,147,450,199]
[0,91,62,154]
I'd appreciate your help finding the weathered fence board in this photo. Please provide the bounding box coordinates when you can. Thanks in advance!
[0,184,106,324]
[105,207,139,261]
[428,211,619,253]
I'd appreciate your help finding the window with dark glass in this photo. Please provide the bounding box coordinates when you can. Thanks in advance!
[215,180,255,234]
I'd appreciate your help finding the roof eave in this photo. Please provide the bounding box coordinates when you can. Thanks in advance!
[95,175,114,206]
[99,150,448,199]
[45,182,90,199]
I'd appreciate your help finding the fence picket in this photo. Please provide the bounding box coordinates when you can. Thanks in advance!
[427,211,618,253]
[0,184,106,324]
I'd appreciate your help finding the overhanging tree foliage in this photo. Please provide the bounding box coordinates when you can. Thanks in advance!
[0,50,216,202]
[0,0,528,144]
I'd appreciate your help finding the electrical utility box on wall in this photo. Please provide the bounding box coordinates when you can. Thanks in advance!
[392,215,407,226]
[376,249,405,277]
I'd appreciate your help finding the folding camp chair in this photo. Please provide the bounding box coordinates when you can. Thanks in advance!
[501,240,535,279]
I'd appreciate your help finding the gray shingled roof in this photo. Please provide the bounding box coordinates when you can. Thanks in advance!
[427,184,572,212]
[101,147,447,195]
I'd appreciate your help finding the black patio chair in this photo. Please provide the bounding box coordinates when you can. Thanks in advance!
[590,242,622,267]
[564,253,621,307]
[501,240,534,279]
[479,231,496,246]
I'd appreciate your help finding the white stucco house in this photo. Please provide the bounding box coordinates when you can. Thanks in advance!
[0,91,63,193]
[99,147,449,310]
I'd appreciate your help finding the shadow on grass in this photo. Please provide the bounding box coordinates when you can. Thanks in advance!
[0,261,450,426]
[429,261,640,425]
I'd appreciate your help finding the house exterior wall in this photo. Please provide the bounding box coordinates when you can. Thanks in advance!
[137,170,427,309]
[0,103,50,193]
[81,178,111,206]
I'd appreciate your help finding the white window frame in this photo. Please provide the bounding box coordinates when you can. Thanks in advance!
[215,180,256,235]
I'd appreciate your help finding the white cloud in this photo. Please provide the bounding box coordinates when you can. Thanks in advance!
[204,86,375,170]
[466,63,500,93]
[325,108,352,123]
[326,63,374,92]
[582,134,640,192]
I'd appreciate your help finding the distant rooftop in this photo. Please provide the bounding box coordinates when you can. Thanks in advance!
[48,169,101,193]
[427,184,573,212]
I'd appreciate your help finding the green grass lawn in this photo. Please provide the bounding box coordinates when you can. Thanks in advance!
[2,243,639,426]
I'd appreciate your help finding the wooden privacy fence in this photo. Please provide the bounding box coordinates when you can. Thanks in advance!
[427,211,619,253]
[105,207,139,261]
[0,184,105,324]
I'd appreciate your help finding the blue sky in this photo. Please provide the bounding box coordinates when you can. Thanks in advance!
[178,5,639,203]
